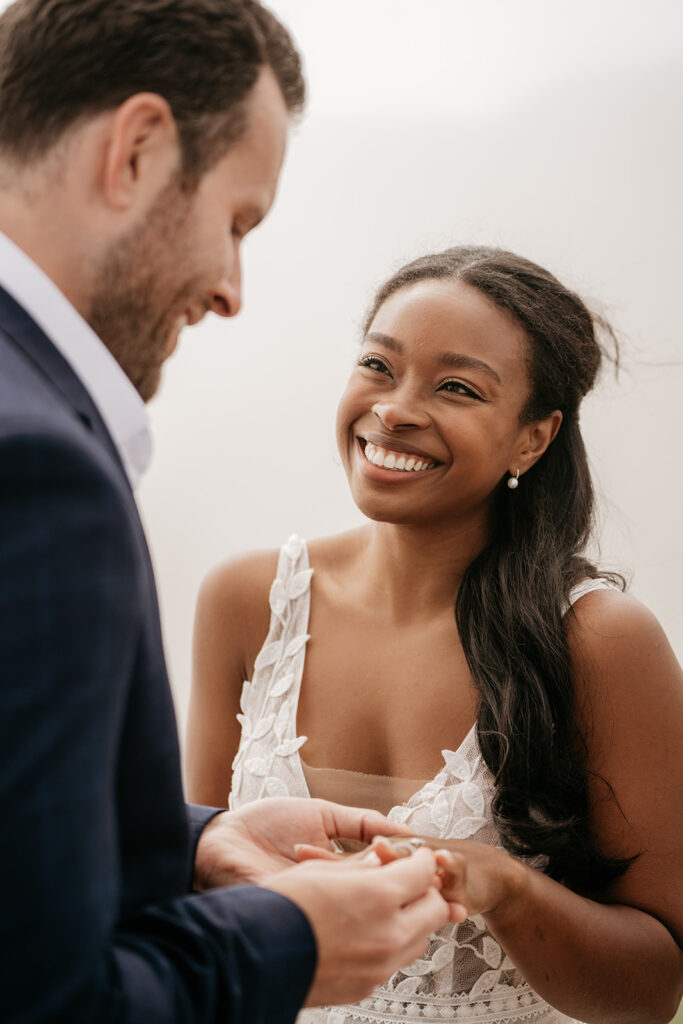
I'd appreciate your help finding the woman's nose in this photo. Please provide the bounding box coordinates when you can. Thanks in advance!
[372,394,431,430]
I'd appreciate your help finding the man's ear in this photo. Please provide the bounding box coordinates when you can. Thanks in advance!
[102,93,179,211]
[512,410,563,477]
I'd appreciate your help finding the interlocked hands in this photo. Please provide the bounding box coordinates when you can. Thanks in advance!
[194,798,456,1007]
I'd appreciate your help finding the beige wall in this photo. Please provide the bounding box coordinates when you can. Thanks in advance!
[133,0,682,729]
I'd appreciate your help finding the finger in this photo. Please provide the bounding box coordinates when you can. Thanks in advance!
[373,835,454,867]
[379,846,441,904]
[448,901,469,923]
[357,810,412,844]
[371,837,402,863]
[314,799,411,845]
[295,847,384,872]
[398,884,450,939]
[295,843,340,862]
[435,849,458,885]
[434,850,469,909]
[435,849,457,870]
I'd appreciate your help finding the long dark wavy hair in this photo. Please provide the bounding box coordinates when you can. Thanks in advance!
[363,246,633,893]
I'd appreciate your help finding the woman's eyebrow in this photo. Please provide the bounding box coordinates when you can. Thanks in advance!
[439,350,501,385]
[365,331,502,385]
[365,331,403,353]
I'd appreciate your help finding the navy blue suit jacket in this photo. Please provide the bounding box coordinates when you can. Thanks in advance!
[0,285,316,1022]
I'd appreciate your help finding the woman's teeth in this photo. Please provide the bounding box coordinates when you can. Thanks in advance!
[363,441,435,472]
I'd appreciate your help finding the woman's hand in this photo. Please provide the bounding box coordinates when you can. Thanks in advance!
[297,832,526,923]
[378,835,527,921]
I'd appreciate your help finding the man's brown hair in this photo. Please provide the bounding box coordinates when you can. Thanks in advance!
[0,0,305,180]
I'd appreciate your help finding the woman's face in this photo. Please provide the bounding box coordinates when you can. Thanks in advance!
[336,278,542,527]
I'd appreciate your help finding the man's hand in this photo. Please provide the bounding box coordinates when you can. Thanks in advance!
[193,797,409,891]
[266,848,450,1007]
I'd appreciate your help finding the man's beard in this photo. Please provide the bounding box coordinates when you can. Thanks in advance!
[87,181,197,403]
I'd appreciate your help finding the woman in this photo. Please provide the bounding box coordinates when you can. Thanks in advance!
[187,247,683,1024]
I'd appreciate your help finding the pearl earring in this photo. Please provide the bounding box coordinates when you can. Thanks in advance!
[507,468,520,490]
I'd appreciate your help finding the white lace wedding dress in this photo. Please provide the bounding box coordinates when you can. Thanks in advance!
[230,536,599,1024]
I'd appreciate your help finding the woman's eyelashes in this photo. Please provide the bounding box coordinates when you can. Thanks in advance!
[358,354,391,375]
[438,379,484,401]
[358,356,485,401]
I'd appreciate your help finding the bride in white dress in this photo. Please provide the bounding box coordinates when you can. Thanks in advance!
[186,246,683,1024]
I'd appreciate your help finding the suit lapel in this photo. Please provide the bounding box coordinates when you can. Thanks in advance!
[0,283,129,483]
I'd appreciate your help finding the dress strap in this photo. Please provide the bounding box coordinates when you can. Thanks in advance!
[261,534,312,646]
[568,577,613,607]
[238,534,311,709]
[230,535,313,808]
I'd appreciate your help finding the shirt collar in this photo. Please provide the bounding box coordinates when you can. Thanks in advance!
[0,230,152,489]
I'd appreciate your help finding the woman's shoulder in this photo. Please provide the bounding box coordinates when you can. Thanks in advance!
[566,585,682,749]
[194,547,283,674]
[567,583,669,652]
[567,584,677,674]
[199,526,369,604]
[199,546,281,615]
[194,545,292,690]
[196,528,368,637]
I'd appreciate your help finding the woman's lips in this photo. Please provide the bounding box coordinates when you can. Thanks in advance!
[360,432,441,462]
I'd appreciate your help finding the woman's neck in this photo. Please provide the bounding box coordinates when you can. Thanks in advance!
[352,512,493,625]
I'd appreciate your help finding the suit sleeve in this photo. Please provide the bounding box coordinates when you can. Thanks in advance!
[187,803,224,853]
[0,427,316,1023]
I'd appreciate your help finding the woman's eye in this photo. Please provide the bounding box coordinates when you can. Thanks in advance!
[438,379,482,399]
[358,356,390,375]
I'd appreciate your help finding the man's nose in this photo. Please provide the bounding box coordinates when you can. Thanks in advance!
[209,250,242,318]
[209,278,241,318]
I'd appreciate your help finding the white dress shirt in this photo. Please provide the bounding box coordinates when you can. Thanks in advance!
[0,231,151,490]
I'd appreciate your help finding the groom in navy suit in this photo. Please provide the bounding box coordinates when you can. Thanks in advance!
[0,1,450,1021]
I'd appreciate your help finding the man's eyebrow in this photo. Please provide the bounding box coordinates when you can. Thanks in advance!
[365,331,502,386]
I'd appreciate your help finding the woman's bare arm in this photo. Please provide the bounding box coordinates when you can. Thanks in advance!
[431,590,683,1024]
[186,550,278,807]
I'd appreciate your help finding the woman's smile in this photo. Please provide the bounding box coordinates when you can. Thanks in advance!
[358,437,441,476]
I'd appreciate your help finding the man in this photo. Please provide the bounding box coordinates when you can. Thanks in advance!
[0,1,451,1021]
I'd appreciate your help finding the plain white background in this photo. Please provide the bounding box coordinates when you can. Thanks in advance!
[131,1,683,733]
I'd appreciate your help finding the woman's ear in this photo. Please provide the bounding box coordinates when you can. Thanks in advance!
[513,410,563,477]
[101,92,179,212]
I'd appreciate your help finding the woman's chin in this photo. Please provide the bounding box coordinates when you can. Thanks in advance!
[351,492,428,526]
